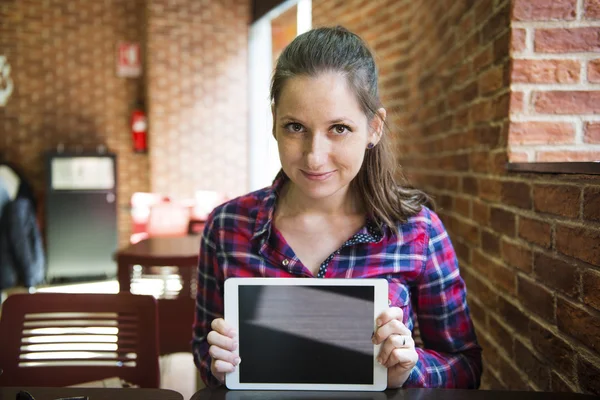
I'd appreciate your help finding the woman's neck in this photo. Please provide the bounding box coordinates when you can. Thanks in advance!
[277,181,364,218]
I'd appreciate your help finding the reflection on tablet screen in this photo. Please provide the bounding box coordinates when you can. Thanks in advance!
[238,285,374,385]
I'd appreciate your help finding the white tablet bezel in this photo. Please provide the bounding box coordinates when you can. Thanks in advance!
[224,277,388,391]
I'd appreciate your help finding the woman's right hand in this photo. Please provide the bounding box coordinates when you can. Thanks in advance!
[207,318,241,383]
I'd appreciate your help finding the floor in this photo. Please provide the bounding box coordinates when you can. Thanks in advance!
[1,280,206,400]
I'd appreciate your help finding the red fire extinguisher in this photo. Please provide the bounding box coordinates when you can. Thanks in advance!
[131,101,148,153]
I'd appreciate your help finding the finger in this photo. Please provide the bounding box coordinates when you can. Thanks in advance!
[373,319,411,344]
[211,318,236,337]
[376,307,404,328]
[207,330,237,351]
[377,334,413,365]
[212,358,236,374]
[384,347,418,369]
[209,345,241,366]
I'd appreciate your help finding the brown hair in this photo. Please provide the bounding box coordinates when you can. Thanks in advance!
[270,26,433,232]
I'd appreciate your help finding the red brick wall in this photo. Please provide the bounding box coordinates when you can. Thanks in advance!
[509,0,600,162]
[314,0,600,394]
[146,0,250,199]
[0,0,149,248]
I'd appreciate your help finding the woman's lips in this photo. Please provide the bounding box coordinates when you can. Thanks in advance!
[301,170,335,181]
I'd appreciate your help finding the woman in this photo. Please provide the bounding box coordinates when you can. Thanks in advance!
[192,26,482,389]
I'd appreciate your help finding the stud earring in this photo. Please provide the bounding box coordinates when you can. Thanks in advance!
[367,143,374,149]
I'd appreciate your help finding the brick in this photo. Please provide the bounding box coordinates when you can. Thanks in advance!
[533,91,600,114]
[589,59,600,83]
[462,176,479,196]
[557,297,600,353]
[583,186,600,222]
[551,370,577,392]
[467,298,486,326]
[585,0,600,19]
[472,201,489,226]
[493,31,510,64]
[474,47,493,72]
[481,4,510,43]
[457,219,480,246]
[512,59,580,84]
[490,207,516,237]
[514,340,551,391]
[455,196,471,217]
[453,239,471,264]
[478,333,501,371]
[470,151,489,173]
[510,91,524,114]
[488,316,513,354]
[461,268,498,309]
[513,0,577,20]
[473,250,516,295]
[535,28,600,53]
[511,28,526,53]
[501,181,531,209]
[518,275,555,322]
[534,252,579,297]
[518,216,552,249]
[577,355,600,395]
[509,121,575,145]
[479,178,502,202]
[537,150,600,162]
[555,224,600,265]
[583,269,600,312]
[497,295,530,334]
[497,354,529,390]
[479,65,504,96]
[584,122,600,143]
[509,151,528,162]
[533,184,581,218]
[482,230,500,257]
[529,319,575,379]
[501,239,532,273]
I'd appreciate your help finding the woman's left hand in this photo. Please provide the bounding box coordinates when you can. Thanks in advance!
[372,307,419,388]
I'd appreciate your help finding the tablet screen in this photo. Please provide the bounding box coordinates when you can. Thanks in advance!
[238,285,374,384]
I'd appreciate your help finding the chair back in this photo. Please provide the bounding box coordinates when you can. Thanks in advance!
[0,292,159,388]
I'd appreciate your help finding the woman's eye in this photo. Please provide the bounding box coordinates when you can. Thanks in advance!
[332,125,350,135]
[285,123,304,133]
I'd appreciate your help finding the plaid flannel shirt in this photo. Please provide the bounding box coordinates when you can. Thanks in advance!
[192,173,482,389]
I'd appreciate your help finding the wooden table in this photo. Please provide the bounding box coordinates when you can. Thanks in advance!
[191,388,599,400]
[115,236,201,355]
[0,387,183,400]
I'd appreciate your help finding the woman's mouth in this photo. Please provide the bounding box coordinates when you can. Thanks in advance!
[301,170,335,181]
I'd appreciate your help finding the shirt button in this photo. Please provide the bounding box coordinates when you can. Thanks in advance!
[282,259,289,266]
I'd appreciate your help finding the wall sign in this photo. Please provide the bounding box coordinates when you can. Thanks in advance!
[0,55,14,107]
[116,42,142,78]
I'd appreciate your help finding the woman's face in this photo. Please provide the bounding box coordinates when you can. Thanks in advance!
[273,72,383,203]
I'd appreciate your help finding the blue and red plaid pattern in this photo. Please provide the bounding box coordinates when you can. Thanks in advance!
[192,173,482,388]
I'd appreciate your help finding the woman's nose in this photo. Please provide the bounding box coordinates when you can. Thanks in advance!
[304,134,329,169]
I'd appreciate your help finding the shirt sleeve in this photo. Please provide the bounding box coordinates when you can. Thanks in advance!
[403,209,482,388]
[192,213,225,388]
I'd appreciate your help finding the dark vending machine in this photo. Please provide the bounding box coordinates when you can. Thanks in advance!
[45,152,117,282]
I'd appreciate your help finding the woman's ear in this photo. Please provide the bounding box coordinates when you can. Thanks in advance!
[369,107,386,146]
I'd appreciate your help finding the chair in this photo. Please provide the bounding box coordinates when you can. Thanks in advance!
[0,292,159,388]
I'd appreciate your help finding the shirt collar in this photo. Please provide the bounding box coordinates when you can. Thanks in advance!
[251,170,385,243]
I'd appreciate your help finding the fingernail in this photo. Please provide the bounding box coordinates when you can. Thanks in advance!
[377,358,382,364]
[236,357,241,365]
[376,319,382,327]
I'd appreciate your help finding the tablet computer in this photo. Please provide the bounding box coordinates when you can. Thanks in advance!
[224,278,388,391]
